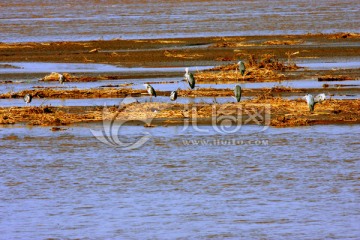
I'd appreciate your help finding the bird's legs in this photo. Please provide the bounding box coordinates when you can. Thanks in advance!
[183,78,190,90]
[213,97,218,104]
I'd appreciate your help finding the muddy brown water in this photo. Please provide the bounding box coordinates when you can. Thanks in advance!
[0,124,359,239]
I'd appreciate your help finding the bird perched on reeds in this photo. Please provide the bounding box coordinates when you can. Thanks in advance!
[145,83,156,101]
[170,90,178,101]
[238,61,246,76]
[184,67,195,89]
[59,73,65,84]
[303,94,315,112]
[234,85,242,102]
[24,94,32,106]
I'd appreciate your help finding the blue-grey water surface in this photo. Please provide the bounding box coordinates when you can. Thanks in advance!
[1,0,359,43]
[0,124,359,239]
[1,1,360,239]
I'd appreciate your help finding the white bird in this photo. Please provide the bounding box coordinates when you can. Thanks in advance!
[303,94,315,112]
[170,90,178,101]
[184,67,195,89]
[145,84,156,101]
[24,94,32,106]
[314,93,326,103]
[59,73,65,84]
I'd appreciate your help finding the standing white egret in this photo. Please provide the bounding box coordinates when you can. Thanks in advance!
[145,84,156,101]
[238,61,246,76]
[234,85,242,102]
[184,67,195,89]
[170,90,178,101]
[59,73,65,84]
[314,93,326,103]
[24,94,32,106]
[303,94,315,112]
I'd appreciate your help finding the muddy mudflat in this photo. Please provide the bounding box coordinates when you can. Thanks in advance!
[0,33,359,127]
[1,33,360,68]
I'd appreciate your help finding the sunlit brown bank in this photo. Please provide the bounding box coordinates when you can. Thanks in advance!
[0,33,359,127]
[1,99,359,127]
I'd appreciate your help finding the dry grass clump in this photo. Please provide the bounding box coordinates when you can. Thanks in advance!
[42,72,64,81]
[306,32,360,39]
[21,106,66,125]
[210,42,238,48]
[272,99,360,127]
[0,42,37,49]
[253,86,298,101]
[41,72,128,82]
[328,32,360,39]
[163,50,203,59]
[253,86,302,101]
[270,86,301,92]
[194,71,258,82]
[178,88,233,97]
[318,75,354,81]
[248,54,299,71]
[0,106,103,126]
[196,54,298,82]
[262,40,304,45]
[0,88,145,99]
[254,88,275,101]
[210,37,245,48]
[1,99,359,127]
[151,40,185,44]
[109,102,185,121]
[215,56,235,61]
[0,106,60,125]
[208,63,239,71]
[209,37,254,48]
[0,112,16,124]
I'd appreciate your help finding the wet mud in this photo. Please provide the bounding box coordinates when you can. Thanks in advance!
[2,33,360,68]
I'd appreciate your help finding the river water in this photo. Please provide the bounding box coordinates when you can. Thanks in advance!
[1,1,360,239]
[1,0,359,42]
[1,124,359,239]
